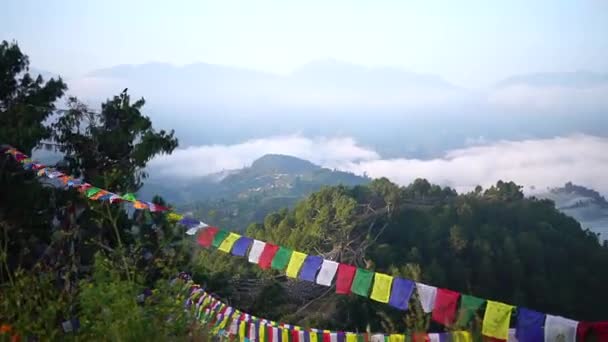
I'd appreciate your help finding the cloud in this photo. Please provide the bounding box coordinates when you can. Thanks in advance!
[487,85,608,113]
[150,134,608,195]
[149,135,379,177]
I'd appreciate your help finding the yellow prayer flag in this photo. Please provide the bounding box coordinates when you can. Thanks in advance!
[259,323,266,341]
[218,233,241,253]
[311,331,318,342]
[282,327,289,342]
[285,251,307,278]
[239,321,246,342]
[346,333,358,342]
[167,212,183,222]
[389,334,405,342]
[482,300,514,340]
[370,273,393,303]
[452,331,472,342]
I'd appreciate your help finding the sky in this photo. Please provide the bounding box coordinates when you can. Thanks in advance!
[2,0,608,87]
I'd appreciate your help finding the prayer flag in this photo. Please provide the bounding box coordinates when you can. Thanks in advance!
[346,333,358,342]
[577,322,608,342]
[300,255,323,282]
[335,264,357,294]
[515,308,545,342]
[212,230,230,248]
[451,331,472,342]
[482,300,514,340]
[388,278,415,310]
[197,227,219,247]
[249,240,266,264]
[218,233,241,253]
[412,333,429,342]
[258,244,280,269]
[282,327,290,342]
[370,273,393,303]
[389,334,405,342]
[316,260,339,286]
[167,212,183,222]
[232,237,253,257]
[271,247,293,271]
[432,288,460,326]
[416,283,437,313]
[122,193,137,201]
[428,334,440,342]
[285,251,307,278]
[351,268,374,297]
[455,295,485,328]
[544,315,578,342]
[85,187,101,198]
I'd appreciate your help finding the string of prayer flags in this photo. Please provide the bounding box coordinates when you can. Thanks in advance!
[455,295,485,328]
[258,243,280,269]
[432,288,460,326]
[515,308,545,342]
[335,264,357,294]
[271,246,293,271]
[544,315,578,342]
[231,237,253,257]
[299,255,323,282]
[416,283,437,313]
[211,230,230,248]
[218,232,241,253]
[369,273,392,304]
[388,277,415,311]
[316,260,339,287]
[248,240,266,264]
[285,251,307,278]
[197,227,219,247]
[482,301,514,340]
[389,334,405,342]
[351,268,374,297]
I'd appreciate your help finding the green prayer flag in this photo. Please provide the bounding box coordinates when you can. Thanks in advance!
[85,187,101,198]
[122,193,137,201]
[212,230,230,248]
[271,246,293,270]
[351,268,374,297]
[357,334,366,342]
[455,295,485,328]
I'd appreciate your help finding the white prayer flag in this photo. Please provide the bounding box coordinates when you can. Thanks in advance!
[545,315,578,342]
[248,240,266,264]
[416,282,437,313]
[316,260,339,286]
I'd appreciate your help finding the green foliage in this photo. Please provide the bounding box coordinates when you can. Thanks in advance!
[0,268,69,339]
[0,40,67,154]
[77,254,191,341]
[52,92,178,193]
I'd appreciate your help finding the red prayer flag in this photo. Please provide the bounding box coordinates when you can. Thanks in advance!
[432,288,460,326]
[577,322,608,342]
[335,264,357,294]
[292,329,300,342]
[268,325,274,342]
[258,244,280,269]
[323,331,331,342]
[412,333,430,342]
[197,227,219,247]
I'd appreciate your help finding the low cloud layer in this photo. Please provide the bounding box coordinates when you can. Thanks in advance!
[150,134,608,195]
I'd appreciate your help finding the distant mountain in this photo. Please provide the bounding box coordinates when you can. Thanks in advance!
[141,153,369,204]
[141,154,369,231]
[539,182,608,241]
[495,71,608,88]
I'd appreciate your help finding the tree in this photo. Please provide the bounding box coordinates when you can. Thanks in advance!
[52,91,178,193]
[0,40,67,154]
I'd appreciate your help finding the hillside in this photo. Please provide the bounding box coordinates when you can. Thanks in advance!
[539,182,608,241]
[194,179,608,333]
[141,154,370,231]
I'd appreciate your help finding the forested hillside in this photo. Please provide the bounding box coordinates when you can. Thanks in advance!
[193,179,608,333]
